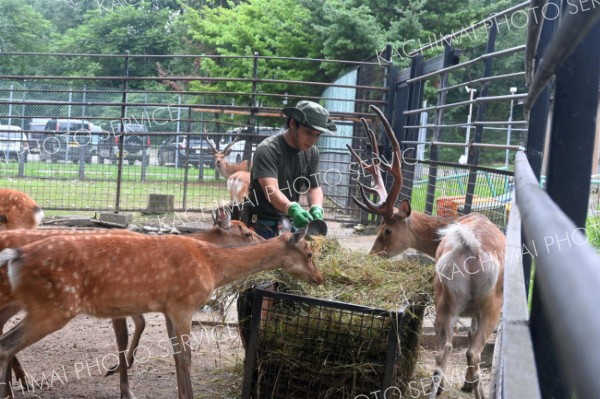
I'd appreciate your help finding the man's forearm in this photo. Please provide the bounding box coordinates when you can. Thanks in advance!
[307,187,324,207]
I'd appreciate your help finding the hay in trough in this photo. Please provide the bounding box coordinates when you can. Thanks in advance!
[220,236,434,311]
[224,237,435,399]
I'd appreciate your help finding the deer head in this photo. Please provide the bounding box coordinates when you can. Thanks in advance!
[0,189,44,231]
[206,135,248,178]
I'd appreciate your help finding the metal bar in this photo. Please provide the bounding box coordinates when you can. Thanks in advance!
[524,0,547,86]
[525,0,558,185]
[426,45,454,215]
[430,141,523,151]
[0,74,386,90]
[500,196,542,398]
[439,71,525,93]
[403,94,527,116]
[464,19,497,214]
[473,120,528,126]
[1,87,386,104]
[405,45,524,84]
[515,151,600,399]
[114,51,129,212]
[0,51,386,65]
[401,55,424,202]
[526,5,600,109]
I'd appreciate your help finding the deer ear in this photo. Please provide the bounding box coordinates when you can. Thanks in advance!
[0,215,6,225]
[213,208,231,230]
[288,229,304,245]
[397,199,412,218]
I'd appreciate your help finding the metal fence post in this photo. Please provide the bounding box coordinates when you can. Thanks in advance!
[425,44,455,215]
[400,54,424,201]
[523,0,559,294]
[115,51,130,212]
[463,18,498,214]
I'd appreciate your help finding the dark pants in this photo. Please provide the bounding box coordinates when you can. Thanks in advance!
[238,216,291,349]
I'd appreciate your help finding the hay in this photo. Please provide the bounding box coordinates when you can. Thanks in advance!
[219,236,434,311]
[227,237,435,399]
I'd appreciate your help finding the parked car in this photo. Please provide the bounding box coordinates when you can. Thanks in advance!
[0,125,29,163]
[39,119,94,163]
[27,118,51,154]
[223,126,281,164]
[97,123,150,165]
[157,135,215,168]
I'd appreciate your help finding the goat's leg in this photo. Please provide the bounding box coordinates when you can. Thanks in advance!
[164,311,194,399]
[0,312,71,398]
[428,306,457,399]
[461,309,499,399]
[106,317,134,399]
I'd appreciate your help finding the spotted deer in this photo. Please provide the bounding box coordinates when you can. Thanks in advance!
[0,209,262,399]
[0,227,321,399]
[350,105,505,399]
[227,170,251,204]
[206,136,249,178]
[0,189,44,231]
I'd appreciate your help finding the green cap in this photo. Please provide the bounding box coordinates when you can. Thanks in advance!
[282,100,337,135]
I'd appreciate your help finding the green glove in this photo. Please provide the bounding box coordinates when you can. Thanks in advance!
[309,205,324,220]
[287,202,313,228]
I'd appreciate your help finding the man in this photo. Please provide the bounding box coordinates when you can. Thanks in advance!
[247,100,336,238]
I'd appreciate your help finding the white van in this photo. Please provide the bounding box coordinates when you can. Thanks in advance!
[0,125,29,163]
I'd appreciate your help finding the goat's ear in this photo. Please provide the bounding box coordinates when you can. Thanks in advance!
[213,208,231,230]
[397,199,412,218]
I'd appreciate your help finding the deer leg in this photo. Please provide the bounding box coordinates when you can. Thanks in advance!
[104,315,146,377]
[164,311,194,399]
[127,315,146,369]
[104,317,134,399]
[0,303,32,391]
[0,312,71,398]
[461,310,499,399]
[428,308,458,399]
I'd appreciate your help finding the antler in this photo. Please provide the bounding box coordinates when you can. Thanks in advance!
[205,132,218,154]
[221,136,239,156]
[346,105,402,221]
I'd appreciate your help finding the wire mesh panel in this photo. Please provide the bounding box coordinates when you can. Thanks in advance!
[0,51,388,222]
[242,289,424,399]
[404,160,513,231]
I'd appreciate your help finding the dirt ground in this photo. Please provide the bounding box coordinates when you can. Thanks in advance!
[5,222,496,399]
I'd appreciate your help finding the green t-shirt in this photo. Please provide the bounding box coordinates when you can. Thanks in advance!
[249,134,320,219]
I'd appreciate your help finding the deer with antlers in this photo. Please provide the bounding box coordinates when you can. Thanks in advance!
[205,137,251,204]
[206,136,250,178]
[0,209,262,399]
[0,224,321,399]
[349,105,505,399]
[0,189,44,231]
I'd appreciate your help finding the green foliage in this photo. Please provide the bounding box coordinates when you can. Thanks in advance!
[51,2,184,87]
[587,213,600,250]
[181,0,325,117]
[0,0,56,73]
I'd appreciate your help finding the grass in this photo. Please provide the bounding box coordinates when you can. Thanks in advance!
[1,160,230,212]
[1,159,218,181]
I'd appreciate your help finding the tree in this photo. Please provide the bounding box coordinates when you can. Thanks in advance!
[51,1,184,87]
[181,0,326,108]
[0,0,56,74]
